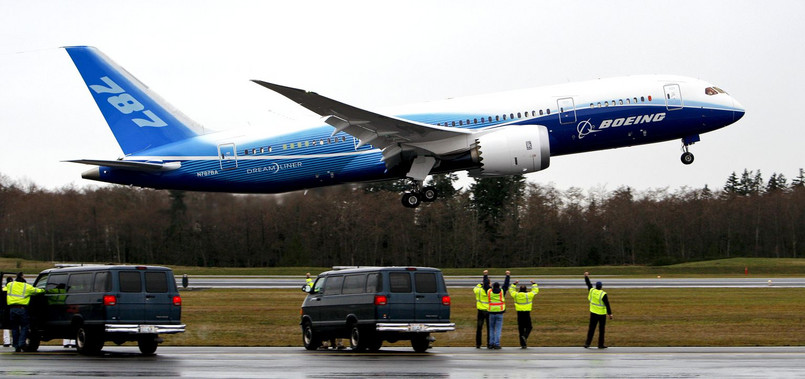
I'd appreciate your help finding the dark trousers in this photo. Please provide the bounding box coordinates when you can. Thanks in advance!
[475,309,489,347]
[585,313,607,347]
[9,307,30,349]
[516,311,532,346]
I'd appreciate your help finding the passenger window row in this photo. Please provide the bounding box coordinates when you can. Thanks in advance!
[436,109,552,127]
[44,271,167,294]
[242,136,349,156]
[590,95,653,109]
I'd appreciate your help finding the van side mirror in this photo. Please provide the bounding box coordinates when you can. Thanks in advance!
[302,284,312,293]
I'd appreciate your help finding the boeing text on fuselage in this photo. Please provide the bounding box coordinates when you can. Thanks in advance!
[63,46,745,208]
[577,112,666,139]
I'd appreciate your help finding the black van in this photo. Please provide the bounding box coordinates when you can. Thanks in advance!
[1,265,185,355]
[301,267,454,352]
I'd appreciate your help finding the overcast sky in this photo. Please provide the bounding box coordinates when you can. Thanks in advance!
[1,0,802,194]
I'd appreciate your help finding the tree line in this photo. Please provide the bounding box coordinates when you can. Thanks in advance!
[1,168,804,268]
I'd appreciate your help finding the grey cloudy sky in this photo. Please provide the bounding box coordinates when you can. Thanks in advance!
[0,0,802,193]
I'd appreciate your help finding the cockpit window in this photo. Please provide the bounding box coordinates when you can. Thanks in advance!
[705,86,727,96]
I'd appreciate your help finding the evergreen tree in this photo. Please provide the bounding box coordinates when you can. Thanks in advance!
[426,173,458,199]
[792,168,805,189]
[723,171,739,195]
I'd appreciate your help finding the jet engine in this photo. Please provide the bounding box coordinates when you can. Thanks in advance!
[469,124,550,177]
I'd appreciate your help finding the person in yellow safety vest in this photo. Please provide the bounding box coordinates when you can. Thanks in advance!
[483,270,510,349]
[509,280,539,349]
[305,272,315,289]
[583,272,613,349]
[5,272,44,352]
[2,276,12,347]
[472,272,491,348]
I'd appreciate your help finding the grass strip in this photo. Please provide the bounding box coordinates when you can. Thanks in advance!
[163,287,805,348]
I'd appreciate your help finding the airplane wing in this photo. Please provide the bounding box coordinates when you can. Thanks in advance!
[251,80,472,152]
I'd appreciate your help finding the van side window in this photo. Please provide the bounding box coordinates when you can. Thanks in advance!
[93,272,111,292]
[342,274,366,294]
[67,273,93,293]
[389,272,412,293]
[415,272,438,293]
[366,273,381,293]
[119,271,142,292]
[46,273,68,291]
[145,272,168,293]
[324,276,343,295]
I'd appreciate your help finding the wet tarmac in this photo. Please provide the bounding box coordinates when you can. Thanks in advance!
[2,346,804,378]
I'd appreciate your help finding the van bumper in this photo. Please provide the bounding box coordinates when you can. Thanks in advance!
[105,324,186,334]
[376,323,455,333]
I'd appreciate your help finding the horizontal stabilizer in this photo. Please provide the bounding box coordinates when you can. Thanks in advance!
[65,159,181,172]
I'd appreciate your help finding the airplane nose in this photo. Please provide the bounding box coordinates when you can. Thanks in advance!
[731,97,745,122]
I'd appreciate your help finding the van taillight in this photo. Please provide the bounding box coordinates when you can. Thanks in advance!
[173,296,182,306]
[441,296,451,306]
[374,295,388,305]
[103,295,116,306]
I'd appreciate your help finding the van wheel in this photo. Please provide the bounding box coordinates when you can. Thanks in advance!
[138,334,159,355]
[302,322,321,351]
[76,326,104,355]
[24,332,40,352]
[411,334,430,353]
[368,337,382,352]
[349,325,369,351]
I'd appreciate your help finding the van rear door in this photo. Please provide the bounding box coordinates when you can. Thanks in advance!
[144,270,179,323]
[413,271,448,321]
[388,271,415,322]
[116,271,146,323]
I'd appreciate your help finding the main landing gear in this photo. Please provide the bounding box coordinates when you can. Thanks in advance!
[680,135,700,165]
[401,183,437,208]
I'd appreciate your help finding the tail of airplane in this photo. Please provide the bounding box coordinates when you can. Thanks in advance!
[64,46,203,155]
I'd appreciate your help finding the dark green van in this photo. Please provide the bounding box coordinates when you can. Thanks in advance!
[21,265,185,355]
[301,267,454,352]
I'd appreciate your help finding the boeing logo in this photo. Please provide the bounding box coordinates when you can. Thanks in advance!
[577,112,666,139]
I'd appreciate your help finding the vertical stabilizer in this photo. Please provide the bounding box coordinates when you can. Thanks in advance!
[65,46,202,155]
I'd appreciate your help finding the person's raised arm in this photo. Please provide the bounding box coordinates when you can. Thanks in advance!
[584,272,592,290]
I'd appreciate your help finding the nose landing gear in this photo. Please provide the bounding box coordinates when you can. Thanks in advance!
[680,135,700,165]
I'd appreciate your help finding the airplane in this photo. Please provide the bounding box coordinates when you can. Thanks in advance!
[65,46,745,208]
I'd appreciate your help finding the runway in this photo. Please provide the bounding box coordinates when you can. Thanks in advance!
[179,275,805,289]
[2,346,804,378]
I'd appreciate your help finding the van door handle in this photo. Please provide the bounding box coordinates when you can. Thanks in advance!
[416,295,425,298]
[146,295,155,299]
[314,298,321,301]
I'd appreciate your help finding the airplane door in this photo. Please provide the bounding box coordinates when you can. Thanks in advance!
[663,84,683,110]
[557,97,577,124]
[217,143,238,170]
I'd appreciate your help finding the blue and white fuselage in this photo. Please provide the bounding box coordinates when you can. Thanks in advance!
[65,47,744,207]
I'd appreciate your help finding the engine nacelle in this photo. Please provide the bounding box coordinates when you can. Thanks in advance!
[469,124,550,177]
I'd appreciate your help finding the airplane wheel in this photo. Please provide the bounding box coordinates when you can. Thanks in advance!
[401,192,421,208]
[681,152,694,165]
[421,186,437,202]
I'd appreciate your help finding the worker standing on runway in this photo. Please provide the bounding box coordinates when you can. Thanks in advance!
[3,276,12,347]
[473,270,491,348]
[484,270,510,349]
[5,272,44,352]
[509,280,539,349]
[305,272,314,288]
[583,272,613,349]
